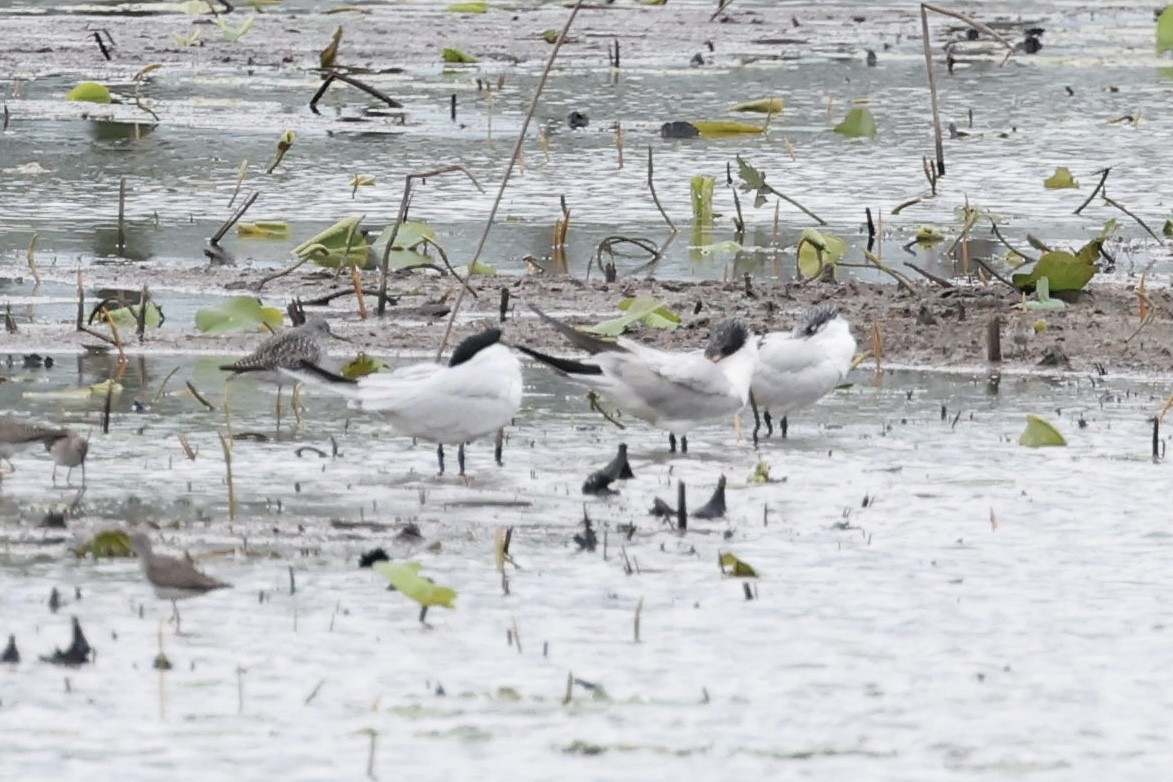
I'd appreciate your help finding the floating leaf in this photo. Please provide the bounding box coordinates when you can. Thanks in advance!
[729,98,784,114]
[541,29,559,44]
[217,13,256,42]
[583,298,680,337]
[1018,414,1067,447]
[833,106,877,138]
[103,301,164,329]
[172,28,201,47]
[688,119,765,137]
[442,47,479,63]
[24,379,123,401]
[1159,6,1173,55]
[1164,218,1173,238]
[349,174,376,188]
[195,295,284,335]
[65,82,112,104]
[237,221,291,238]
[320,26,342,69]
[718,551,758,577]
[294,216,371,268]
[340,353,386,380]
[747,460,771,485]
[71,529,132,559]
[1011,250,1096,293]
[373,561,457,608]
[1044,166,1079,189]
[915,225,945,246]
[446,1,487,11]
[797,228,847,279]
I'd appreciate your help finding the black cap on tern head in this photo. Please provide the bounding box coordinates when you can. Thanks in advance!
[449,328,503,367]
[704,319,749,361]
[798,304,839,338]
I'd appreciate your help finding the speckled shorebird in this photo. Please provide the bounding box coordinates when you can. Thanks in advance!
[220,317,346,428]
[128,532,232,633]
[0,417,87,483]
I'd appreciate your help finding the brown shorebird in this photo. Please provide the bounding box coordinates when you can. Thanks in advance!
[220,318,345,428]
[48,430,89,486]
[128,532,232,633]
[0,417,86,483]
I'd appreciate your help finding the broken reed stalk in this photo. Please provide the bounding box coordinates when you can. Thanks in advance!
[75,267,84,329]
[922,3,1017,61]
[25,233,42,286]
[308,71,404,115]
[904,262,954,288]
[101,308,127,361]
[136,285,149,342]
[633,597,643,643]
[919,5,946,177]
[227,159,247,209]
[677,481,687,531]
[217,431,237,521]
[350,267,367,319]
[1074,167,1110,215]
[435,0,587,358]
[185,380,215,411]
[1103,195,1166,245]
[498,287,509,322]
[615,122,624,168]
[365,730,378,780]
[102,382,113,434]
[211,190,258,245]
[1153,417,1160,461]
[375,165,483,318]
[710,0,736,21]
[117,176,127,253]
[646,146,677,233]
[986,315,1002,362]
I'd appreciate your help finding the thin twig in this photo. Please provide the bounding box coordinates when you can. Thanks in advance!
[990,220,1036,263]
[904,261,955,288]
[435,0,587,359]
[1104,195,1166,245]
[920,5,945,176]
[309,72,404,115]
[709,0,736,21]
[647,146,677,233]
[1074,167,1110,215]
[211,191,259,245]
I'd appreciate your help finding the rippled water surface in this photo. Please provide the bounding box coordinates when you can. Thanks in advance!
[3,351,1173,779]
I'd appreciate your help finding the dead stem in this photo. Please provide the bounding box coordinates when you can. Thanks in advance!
[1074,167,1111,215]
[434,0,588,359]
[309,72,404,115]
[217,431,236,521]
[989,220,1036,263]
[647,146,677,233]
[185,381,215,412]
[588,391,626,429]
[904,262,954,288]
[211,190,259,245]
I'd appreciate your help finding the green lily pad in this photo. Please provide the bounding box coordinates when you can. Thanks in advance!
[103,301,164,329]
[293,215,370,269]
[833,106,877,138]
[446,1,487,11]
[915,225,945,245]
[1011,250,1096,293]
[341,353,386,380]
[729,98,784,114]
[1019,415,1067,447]
[797,228,847,279]
[1044,166,1079,189]
[718,551,758,577]
[1158,6,1173,54]
[371,220,447,271]
[541,29,559,44]
[65,82,112,104]
[583,298,680,337]
[688,119,766,137]
[237,221,291,238]
[72,529,132,558]
[442,47,479,63]
[195,296,284,335]
[373,561,457,608]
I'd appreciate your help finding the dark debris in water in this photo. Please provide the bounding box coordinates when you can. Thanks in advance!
[582,443,634,495]
[573,509,597,552]
[2,634,19,664]
[41,617,93,667]
[358,547,390,568]
[692,475,727,520]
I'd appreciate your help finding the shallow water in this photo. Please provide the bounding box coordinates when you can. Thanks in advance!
[1,0,1170,284]
[2,353,1173,779]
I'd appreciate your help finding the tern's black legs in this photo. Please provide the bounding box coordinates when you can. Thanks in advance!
[749,392,761,447]
[780,415,788,439]
[458,443,466,476]
[494,428,504,467]
[763,409,774,438]
[437,444,446,475]
[668,433,690,454]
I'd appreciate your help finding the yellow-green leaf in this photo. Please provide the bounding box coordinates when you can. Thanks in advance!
[340,353,386,380]
[1044,166,1079,189]
[915,225,945,245]
[172,28,201,47]
[237,221,291,238]
[747,460,770,485]
[103,301,164,329]
[195,295,285,335]
[71,529,132,558]
[293,216,370,268]
[541,29,559,44]
[65,82,112,104]
[320,26,342,69]
[24,379,123,400]
[689,119,765,137]
[373,561,457,608]
[217,13,256,42]
[719,551,758,577]
[1018,414,1067,447]
[797,228,847,279]
[1011,250,1096,293]
[729,98,784,114]
[584,298,680,337]
[446,1,487,11]
[1159,6,1173,54]
[442,47,479,63]
[833,106,877,138]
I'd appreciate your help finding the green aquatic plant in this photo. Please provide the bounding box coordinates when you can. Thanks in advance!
[1019,415,1067,447]
[797,228,847,279]
[583,297,680,337]
[65,82,112,104]
[195,296,284,335]
[1044,167,1079,189]
[834,106,877,138]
